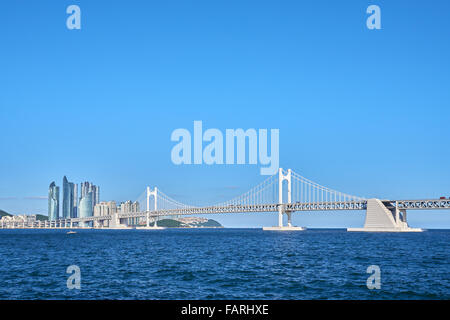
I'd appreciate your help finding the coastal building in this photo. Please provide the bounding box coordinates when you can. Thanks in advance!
[79,192,93,218]
[62,176,76,219]
[80,181,100,209]
[119,200,140,226]
[48,182,60,221]
[177,217,209,224]
[0,214,37,224]
[119,200,140,214]
[94,201,117,217]
[72,183,78,218]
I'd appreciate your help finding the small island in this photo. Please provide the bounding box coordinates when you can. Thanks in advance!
[147,217,223,228]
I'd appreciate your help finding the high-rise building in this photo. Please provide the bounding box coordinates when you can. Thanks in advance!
[48,182,60,221]
[95,186,100,207]
[119,200,140,214]
[72,183,78,218]
[80,181,100,209]
[62,176,76,219]
[94,201,117,217]
[79,192,93,218]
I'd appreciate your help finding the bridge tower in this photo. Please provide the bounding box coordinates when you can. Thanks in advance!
[146,187,158,227]
[143,187,165,229]
[278,168,291,227]
[263,168,305,231]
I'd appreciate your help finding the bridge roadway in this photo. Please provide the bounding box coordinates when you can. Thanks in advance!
[119,198,450,218]
[120,200,366,219]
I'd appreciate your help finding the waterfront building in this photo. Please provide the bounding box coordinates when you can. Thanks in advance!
[119,200,140,214]
[94,186,100,207]
[48,182,60,221]
[80,181,100,209]
[0,214,37,224]
[62,176,76,219]
[79,192,93,218]
[119,200,140,226]
[72,183,78,218]
[94,201,117,217]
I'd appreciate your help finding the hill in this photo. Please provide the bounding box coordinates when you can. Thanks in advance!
[149,219,185,227]
[197,219,222,227]
[0,209,12,218]
[36,214,49,221]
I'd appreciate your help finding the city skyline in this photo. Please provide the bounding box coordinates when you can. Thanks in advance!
[47,176,100,221]
[44,176,147,226]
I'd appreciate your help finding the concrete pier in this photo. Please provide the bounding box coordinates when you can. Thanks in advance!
[348,199,423,232]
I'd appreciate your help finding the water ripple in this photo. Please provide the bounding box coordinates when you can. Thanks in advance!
[0,229,448,299]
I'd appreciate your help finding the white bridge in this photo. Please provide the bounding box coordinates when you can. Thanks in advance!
[2,168,449,232]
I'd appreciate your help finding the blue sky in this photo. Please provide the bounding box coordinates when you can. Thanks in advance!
[1,0,450,228]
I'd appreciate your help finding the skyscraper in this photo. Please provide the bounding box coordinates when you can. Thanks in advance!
[48,182,59,221]
[62,176,76,219]
[94,186,100,207]
[72,183,78,218]
[79,191,93,218]
[80,181,100,209]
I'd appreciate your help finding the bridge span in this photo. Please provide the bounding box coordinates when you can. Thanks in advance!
[1,168,449,232]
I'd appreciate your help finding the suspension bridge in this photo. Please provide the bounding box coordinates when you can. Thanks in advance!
[2,168,449,232]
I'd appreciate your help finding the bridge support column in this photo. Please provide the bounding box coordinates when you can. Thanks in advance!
[108,209,129,229]
[286,211,292,227]
[263,168,305,231]
[278,207,283,227]
[402,209,407,223]
[348,199,422,232]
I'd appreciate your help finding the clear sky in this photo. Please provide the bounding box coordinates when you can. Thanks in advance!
[1,1,449,228]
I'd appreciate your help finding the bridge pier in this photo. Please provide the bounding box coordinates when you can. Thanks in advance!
[348,199,422,232]
[108,210,130,229]
[286,211,292,227]
[263,207,305,231]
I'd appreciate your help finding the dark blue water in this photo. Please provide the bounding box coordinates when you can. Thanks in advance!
[0,229,448,300]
